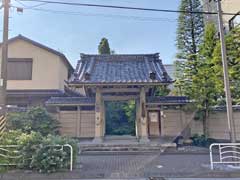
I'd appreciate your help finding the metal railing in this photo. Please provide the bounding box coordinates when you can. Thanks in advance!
[0,144,73,171]
[209,143,240,170]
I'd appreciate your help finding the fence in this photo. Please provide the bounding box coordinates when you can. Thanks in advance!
[0,144,73,171]
[209,143,240,170]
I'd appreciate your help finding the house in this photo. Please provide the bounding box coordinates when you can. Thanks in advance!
[202,0,240,31]
[46,53,190,142]
[0,35,74,108]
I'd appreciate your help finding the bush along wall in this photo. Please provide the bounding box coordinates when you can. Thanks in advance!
[1,107,78,173]
[190,134,216,147]
[0,131,78,173]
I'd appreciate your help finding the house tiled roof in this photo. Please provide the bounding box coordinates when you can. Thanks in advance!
[46,97,95,105]
[146,96,189,104]
[7,89,65,97]
[69,53,173,85]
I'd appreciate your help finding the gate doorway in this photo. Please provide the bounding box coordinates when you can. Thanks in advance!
[105,100,136,136]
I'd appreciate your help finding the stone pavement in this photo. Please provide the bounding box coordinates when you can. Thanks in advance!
[78,152,212,178]
[2,152,240,179]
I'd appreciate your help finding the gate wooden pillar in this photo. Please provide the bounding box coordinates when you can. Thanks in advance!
[93,87,104,143]
[135,99,140,138]
[139,87,150,143]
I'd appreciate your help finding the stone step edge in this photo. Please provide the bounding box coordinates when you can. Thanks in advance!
[78,143,176,148]
[79,150,165,155]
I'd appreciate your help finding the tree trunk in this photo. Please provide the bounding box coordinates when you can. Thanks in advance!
[203,101,209,137]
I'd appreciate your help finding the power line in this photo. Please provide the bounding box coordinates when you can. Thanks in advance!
[12,1,178,22]
[12,5,178,22]
[19,0,237,16]
[14,0,48,9]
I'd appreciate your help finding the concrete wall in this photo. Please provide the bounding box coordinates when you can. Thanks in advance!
[191,111,240,140]
[160,108,194,137]
[0,39,69,90]
[162,108,240,140]
[56,104,240,140]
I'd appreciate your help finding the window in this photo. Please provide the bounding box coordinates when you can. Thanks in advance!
[59,106,77,111]
[229,12,240,30]
[7,58,33,80]
[81,106,95,111]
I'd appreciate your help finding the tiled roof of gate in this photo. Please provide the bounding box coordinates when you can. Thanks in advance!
[69,53,173,85]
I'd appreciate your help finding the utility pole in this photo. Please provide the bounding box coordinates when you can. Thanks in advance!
[215,0,236,143]
[0,0,10,117]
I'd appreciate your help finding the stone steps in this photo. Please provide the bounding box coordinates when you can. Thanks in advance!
[78,142,176,153]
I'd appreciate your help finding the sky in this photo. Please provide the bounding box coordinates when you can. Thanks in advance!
[0,0,180,67]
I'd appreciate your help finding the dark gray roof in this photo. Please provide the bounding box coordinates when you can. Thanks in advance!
[46,96,189,106]
[46,97,95,105]
[211,105,240,111]
[146,96,189,104]
[7,89,64,97]
[69,53,173,85]
[2,35,74,72]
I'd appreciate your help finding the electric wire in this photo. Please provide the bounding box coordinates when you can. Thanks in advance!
[18,0,237,16]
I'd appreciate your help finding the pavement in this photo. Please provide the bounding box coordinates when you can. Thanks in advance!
[2,152,240,179]
[78,152,213,178]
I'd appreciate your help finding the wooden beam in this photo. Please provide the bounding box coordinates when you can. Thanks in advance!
[103,95,139,101]
[100,88,140,93]
[93,87,103,143]
[76,106,80,137]
[139,87,150,142]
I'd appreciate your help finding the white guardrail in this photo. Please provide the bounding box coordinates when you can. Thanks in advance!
[0,144,73,171]
[209,143,240,170]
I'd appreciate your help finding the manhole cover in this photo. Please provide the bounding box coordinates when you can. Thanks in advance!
[149,177,166,180]
[156,165,163,168]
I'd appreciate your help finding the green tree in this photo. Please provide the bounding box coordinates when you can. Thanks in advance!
[175,0,204,96]
[213,27,240,105]
[155,85,170,96]
[191,23,220,136]
[98,38,111,54]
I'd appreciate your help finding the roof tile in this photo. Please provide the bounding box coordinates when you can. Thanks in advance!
[69,53,173,85]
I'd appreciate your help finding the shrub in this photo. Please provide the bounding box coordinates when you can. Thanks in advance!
[0,130,24,166]
[17,131,43,169]
[7,107,59,136]
[31,135,78,173]
[0,131,77,173]
[191,134,216,147]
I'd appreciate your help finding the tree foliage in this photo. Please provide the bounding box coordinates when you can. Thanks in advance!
[98,38,111,54]
[7,107,59,136]
[213,27,240,104]
[191,23,220,136]
[155,85,171,96]
[105,101,136,135]
[175,0,204,96]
